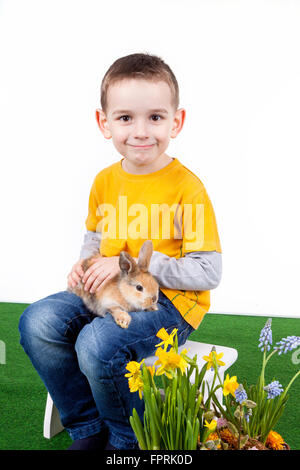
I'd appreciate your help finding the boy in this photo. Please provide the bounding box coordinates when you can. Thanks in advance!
[19,53,222,450]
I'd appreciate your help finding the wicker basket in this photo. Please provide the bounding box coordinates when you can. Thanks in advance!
[243,437,290,451]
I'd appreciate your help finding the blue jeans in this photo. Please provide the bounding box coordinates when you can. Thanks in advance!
[19,289,194,449]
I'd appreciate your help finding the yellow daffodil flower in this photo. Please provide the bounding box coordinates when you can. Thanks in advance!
[204,419,217,432]
[154,346,188,379]
[128,376,144,399]
[202,350,225,370]
[125,359,145,399]
[125,359,144,380]
[223,374,239,397]
[155,327,178,351]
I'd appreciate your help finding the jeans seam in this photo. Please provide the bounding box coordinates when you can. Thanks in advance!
[66,415,103,440]
[109,429,138,449]
[64,314,93,337]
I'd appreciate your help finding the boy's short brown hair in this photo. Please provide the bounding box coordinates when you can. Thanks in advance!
[100,52,179,113]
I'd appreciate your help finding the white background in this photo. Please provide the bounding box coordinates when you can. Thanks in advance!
[1,0,300,318]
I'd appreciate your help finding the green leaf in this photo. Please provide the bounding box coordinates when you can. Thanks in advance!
[193,417,200,450]
[227,421,239,438]
[147,399,160,449]
[130,408,147,450]
[185,419,193,449]
[197,362,208,389]
[175,389,183,449]
[150,391,166,448]
[171,374,178,400]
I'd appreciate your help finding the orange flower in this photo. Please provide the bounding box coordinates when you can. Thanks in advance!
[266,430,285,450]
[219,428,238,449]
[207,432,219,441]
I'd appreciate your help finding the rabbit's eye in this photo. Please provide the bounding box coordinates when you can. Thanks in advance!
[136,285,143,292]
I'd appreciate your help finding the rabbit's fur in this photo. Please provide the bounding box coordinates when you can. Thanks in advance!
[68,240,159,328]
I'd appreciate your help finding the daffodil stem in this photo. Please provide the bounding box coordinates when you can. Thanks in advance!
[206,368,217,409]
[215,368,224,391]
[225,394,236,423]
[214,368,236,423]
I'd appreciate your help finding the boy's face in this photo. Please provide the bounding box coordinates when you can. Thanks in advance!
[96,78,185,173]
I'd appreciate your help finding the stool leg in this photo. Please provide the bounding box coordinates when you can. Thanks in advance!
[43,393,64,439]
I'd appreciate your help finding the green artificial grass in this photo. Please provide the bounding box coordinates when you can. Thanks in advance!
[0,302,299,450]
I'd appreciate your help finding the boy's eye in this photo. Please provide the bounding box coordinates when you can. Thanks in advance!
[136,285,143,292]
[118,114,162,122]
[119,115,130,122]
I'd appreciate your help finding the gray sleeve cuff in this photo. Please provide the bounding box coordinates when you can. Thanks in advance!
[79,231,101,259]
[148,250,222,291]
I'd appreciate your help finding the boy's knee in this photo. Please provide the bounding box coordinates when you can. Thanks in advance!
[19,299,62,343]
[19,302,42,338]
[75,320,124,379]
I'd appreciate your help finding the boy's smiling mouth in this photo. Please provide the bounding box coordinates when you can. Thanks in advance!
[130,144,154,149]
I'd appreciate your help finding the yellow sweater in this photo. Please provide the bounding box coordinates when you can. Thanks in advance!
[85,157,221,329]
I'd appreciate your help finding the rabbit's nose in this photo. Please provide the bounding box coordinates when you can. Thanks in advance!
[152,295,158,303]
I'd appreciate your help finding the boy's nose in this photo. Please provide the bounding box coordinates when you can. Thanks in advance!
[133,121,149,138]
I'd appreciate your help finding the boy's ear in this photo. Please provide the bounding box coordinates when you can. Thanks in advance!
[170,108,186,139]
[95,109,112,139]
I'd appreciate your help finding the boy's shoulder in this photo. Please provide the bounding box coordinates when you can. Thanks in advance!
[97,160,120,176]
[178,161,205,188]
[174,161,209,200]
[91,160,120,184]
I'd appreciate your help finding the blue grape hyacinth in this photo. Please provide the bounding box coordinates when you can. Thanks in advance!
[274,336,300,355]
[258,318,273,352]
[234,384,248,404]
[264,380,284,399]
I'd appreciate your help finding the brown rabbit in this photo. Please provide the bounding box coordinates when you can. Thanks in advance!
[68,240,159,328]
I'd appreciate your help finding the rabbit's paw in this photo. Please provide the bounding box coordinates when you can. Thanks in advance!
[114,311,132,329]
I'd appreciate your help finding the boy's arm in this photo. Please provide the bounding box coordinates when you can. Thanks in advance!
[79,230,102,259]
[148,250,222,291]
[79,230,221,291]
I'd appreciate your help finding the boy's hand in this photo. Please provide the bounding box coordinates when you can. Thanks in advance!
[82,256,120,293]
[67,259,84,289]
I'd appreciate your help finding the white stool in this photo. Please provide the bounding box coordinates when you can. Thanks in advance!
[43,340,238,439]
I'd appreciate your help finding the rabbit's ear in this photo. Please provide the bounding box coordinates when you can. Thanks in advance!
[137,240,153,272]
[119,252,137,274]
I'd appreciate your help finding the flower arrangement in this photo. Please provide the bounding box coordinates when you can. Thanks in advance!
[126,328,201,449]
[125,320,299,450]
[126,327,222,450]
[212,319,300,449]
